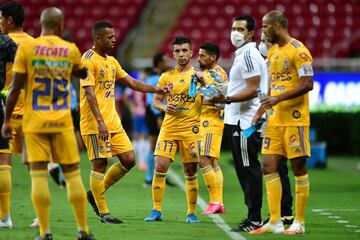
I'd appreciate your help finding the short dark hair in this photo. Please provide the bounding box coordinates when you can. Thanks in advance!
[233,15,256,32]
[92,21,113,37]
[153,52,165,68]
[0,1,25,27]
[199,42,220,60]
[172,36,192,47]
[266,10,288,28]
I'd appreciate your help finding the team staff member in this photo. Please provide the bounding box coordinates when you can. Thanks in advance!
[211,15,268,232]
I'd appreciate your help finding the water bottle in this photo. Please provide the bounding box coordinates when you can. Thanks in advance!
[208,69,224,84]
[257,88,274,117]
[207,85,221,97]
[197,86,212,98]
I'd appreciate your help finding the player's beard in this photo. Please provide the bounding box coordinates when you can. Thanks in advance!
[178,58,190,67]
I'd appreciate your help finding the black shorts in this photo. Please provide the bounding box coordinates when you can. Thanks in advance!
[0,102,9,149]
[145,105,163,136]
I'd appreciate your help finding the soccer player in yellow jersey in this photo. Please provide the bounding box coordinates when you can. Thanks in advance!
[196,42,228,215]
[1,7,95,240]
[0,0,32,229]
[80,21,168,224]
[250,10,313,235]
[144,36,202,223]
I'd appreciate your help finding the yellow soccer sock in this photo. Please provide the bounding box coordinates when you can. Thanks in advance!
[264,172,282,224]
[185,174,199,215]
[213,165,224,204]
[90,171,108,214]
[64,169,89,233]
[104,161,128,191]
[0,165,11,220]
[295,174,310,223]
[152,171,166,212]
[201,165,218,203]
[30,170,50,237]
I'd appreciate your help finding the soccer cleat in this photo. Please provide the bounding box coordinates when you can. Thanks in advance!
[29,218,39,228]
[249,221,284,234]
[185,213,200,223]
[202,203,222,215]
[34,233,53,240]
[231,219,261,232]
[219,204,225,214]
[0,215,12,228]
[78,230,97,240]
[281,215,294,226]
[99,213,123,224]
[87,191,100,216]
[144,210,163,222]
[143,180,152,187]
[283,220,305,234]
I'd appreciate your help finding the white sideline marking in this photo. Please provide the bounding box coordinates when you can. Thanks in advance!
[168,169,247,240]
[312,208,360,233]
[312,208,360,212]
[338,220,349,224]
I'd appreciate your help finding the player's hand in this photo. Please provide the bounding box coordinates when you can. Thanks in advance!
[251,111,263,125]
[1,121,12,139]
[260,95,280,108]
[164,102,178,113]
[97,121,109,141]
[155,86,170,95]
[193,71,205,86]
[208,93,226,103]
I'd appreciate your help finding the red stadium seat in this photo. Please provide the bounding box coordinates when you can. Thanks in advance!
[159,0,358,59]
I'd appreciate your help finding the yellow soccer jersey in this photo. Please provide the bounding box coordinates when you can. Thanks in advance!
[200,65,228,131]
[158,67,202,139]
[5,32,34,115]
[12,35,84,133]
[80,49,128,135]
[267,38,313,127]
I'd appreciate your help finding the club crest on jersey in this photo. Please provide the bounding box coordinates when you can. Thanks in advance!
[192,126,199,134]
[99,69,105,79]
[293,110,301,119]
[202,121,209,127]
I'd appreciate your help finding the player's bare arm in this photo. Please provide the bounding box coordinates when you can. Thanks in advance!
[261,76,313,108]
[1,72,26,138]
[83,85,108,141]
[72,65,88,79]
[152,93,177,113]
[119,75,169,94]
[210,75,260,103]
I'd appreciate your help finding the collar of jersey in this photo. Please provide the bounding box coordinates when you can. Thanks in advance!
[234,42,256,56]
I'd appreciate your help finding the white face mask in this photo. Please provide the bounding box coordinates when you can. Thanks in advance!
[258,42,268,57]
[231,31,245,48]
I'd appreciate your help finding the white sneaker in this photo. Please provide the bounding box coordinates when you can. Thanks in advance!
[284,220,305,234]
[249,220,284,234]
[29,218,39,228]
[0,215,12,228]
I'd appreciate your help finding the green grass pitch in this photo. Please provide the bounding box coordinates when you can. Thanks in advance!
[1,151,359,240]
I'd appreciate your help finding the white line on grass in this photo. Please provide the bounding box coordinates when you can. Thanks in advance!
[168,169,247,240]
[312,209,360,233]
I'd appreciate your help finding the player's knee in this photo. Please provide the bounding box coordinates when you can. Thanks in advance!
[183,163,197,176]
[262,162,277,175]
[91,159,107,173]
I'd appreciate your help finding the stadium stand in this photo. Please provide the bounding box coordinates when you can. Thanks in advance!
[20,0,147,52]
[159,0,360,59]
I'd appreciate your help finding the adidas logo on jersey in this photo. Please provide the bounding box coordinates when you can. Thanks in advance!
[233,131,239,136]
